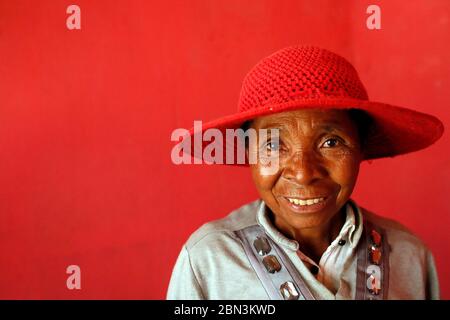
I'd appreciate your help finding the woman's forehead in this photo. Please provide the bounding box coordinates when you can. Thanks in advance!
[252,108,355,132]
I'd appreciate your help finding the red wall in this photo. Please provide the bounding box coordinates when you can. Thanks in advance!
[0,0,448,299]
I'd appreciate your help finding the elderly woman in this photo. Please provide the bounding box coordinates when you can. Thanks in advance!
[167,46,443,300]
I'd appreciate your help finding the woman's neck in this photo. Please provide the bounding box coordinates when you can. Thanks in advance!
[273,208,346,264]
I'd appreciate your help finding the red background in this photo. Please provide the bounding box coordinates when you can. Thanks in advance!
[0,0,449,299]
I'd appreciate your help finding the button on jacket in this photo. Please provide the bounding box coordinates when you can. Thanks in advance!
[167,199,440,300]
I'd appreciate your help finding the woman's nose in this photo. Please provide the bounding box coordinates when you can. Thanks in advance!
[282,150,326,186]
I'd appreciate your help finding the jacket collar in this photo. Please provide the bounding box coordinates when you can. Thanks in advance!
[256,198,364,251]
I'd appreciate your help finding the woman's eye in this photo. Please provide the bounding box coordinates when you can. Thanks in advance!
[265,141,280,151]
[322,138,340,148]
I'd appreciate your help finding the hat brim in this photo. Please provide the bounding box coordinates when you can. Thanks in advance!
[183,97,444,164]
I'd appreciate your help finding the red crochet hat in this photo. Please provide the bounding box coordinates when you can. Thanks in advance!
[186,46,444,162]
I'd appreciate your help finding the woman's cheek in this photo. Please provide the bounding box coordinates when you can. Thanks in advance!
[251,164,279,194]
[330,153,361,197]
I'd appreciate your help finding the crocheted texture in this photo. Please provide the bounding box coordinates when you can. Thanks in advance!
[238,46,369,112]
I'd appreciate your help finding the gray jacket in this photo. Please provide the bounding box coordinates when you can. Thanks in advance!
[167,199,439,300]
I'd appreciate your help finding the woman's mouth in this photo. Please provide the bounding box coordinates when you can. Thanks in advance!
[286,197,325,206]
[282,196,330,213]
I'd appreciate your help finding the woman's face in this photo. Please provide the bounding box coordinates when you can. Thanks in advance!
[248,108,363,234]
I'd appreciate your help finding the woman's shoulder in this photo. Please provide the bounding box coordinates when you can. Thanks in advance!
[358,204,439,299]
[359,204,431,254]
[184,199,262,251]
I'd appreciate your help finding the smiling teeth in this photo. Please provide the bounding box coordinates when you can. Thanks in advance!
[287,197,325,206]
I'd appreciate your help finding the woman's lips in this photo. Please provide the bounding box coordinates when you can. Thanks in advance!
[281,195,330,214]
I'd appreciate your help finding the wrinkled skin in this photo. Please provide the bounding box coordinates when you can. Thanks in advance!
[248,108,363,262]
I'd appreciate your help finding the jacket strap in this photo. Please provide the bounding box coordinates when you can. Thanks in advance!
[235,216,390,300]
[235,225,315,300]
[355,218,390,300]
